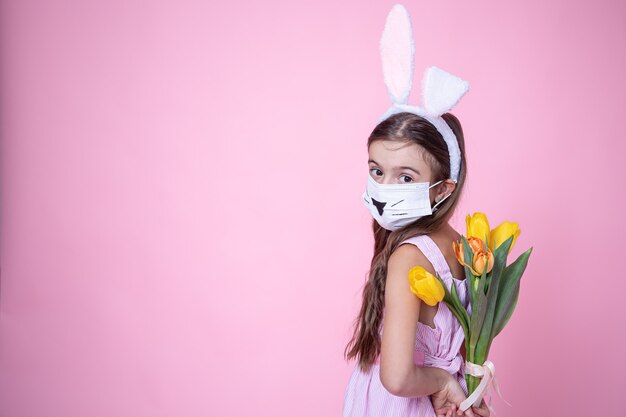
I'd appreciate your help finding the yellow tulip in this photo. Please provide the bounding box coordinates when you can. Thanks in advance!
[466,213,491,245]
[489,221,521,254]
[408,266,445,306]
[467,212,521,255]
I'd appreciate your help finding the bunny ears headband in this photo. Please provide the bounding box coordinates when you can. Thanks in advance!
[378,4,470,184]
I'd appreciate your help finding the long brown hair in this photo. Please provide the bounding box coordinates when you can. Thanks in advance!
[344,111,468,374]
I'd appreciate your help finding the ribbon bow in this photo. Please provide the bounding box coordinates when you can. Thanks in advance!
[459,360,512,415]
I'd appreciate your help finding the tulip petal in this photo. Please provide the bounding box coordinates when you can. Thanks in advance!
[466,213,490,245]
[468,237,485,253]
[408,266,445,306]
[490,221,520,253]
[453,241,464,265]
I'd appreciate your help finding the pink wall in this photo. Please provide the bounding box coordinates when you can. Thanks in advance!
[1,0,624,416]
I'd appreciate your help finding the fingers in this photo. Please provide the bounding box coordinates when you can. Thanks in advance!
[455,406,475,417]
[435,403,457,417]
[433,406,450,417]
[471,404,490,417]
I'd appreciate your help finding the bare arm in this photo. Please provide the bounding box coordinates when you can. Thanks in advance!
[379,243,453,397]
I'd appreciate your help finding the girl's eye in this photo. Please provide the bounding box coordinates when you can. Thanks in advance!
[400,175,413,183]
[370,168,383,177]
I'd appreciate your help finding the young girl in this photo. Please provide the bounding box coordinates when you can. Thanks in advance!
[342,111,491,417]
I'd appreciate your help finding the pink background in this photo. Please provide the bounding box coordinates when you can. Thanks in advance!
[1,0,624,416]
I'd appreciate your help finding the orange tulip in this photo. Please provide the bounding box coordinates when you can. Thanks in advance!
[473,249,494,275]
[468,237,486,253]
[453,238,494,277]
[453,240,464,265]
[453,240,474,274]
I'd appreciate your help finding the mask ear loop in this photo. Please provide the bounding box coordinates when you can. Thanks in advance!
[432,192,452,212]
[429,179,453,212]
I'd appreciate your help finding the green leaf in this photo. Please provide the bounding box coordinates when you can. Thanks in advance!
[469,259,488,354]
[461,236,481,357]
[474,234,512,359]
[494,281,519,337]
[460,235,475,270]
[460,236,476,312]
[482,256,489,296]
[491,246,533,338]
[435,274,455,312]
[449,277,470,335]
[465,264,474,309]
[435,273,469,338]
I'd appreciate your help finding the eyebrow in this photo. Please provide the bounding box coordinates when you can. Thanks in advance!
[368,159,421,175]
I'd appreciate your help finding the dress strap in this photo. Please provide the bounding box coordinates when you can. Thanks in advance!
[400,234,453,279]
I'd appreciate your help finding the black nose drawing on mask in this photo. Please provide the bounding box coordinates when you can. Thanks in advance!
[372,198,387,216]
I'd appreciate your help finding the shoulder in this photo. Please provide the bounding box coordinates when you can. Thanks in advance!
[447,228,462,243]
[383,238,438,313]
[388,237,436,279]
[435,223,461,246]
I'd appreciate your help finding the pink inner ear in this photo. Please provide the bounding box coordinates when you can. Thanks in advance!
[380,6,414,104]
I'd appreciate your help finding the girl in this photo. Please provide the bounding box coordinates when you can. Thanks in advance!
[342,111,490,417]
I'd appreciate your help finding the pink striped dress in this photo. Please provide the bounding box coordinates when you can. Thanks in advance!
[343,234,473,417]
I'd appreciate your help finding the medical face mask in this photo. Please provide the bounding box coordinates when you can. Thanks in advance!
[361,174,452,231]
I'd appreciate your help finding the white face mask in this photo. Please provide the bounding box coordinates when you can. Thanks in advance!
[361,175,452,231]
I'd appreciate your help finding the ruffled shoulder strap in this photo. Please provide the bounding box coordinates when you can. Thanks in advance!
[399,234,453,279]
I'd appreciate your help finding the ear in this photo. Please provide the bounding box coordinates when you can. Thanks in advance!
[436,180,456,201]
[421,65,470,116]
[379,4,415,106]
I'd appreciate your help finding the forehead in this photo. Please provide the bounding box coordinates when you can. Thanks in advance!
[368,139,428,167]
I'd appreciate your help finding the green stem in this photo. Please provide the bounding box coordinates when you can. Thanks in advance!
[466,343,491,400]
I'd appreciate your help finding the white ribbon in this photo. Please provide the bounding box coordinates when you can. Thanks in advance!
[459,360,512,415]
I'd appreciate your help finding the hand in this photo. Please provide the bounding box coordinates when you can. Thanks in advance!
[431,374,490,417]
[431,373,473,417]
[466,398,491,417]
[434,396,491,417]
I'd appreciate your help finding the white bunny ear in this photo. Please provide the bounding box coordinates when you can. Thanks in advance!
[421,65,470,116]
[380,4,415,105]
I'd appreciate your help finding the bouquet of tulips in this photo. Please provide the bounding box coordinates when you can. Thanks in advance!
[408,213,533,412]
